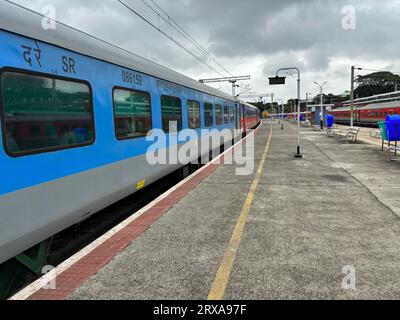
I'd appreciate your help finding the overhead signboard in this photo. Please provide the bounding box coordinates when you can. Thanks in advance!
[269,77,286,85]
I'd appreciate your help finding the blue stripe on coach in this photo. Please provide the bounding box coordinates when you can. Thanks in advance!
[0,30,236,196]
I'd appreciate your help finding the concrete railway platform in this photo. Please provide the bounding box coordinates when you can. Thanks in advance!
[11,120,400,300]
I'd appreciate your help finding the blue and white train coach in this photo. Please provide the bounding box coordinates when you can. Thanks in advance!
[0,0,260,286]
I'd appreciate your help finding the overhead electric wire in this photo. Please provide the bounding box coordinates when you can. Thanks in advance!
[146,0,233,77]
[237,85,253,97]
[142,0,209,57]
[137,0,232,77]
[118,0,224,77]
[2,0,189,75]
[5,0,234,89]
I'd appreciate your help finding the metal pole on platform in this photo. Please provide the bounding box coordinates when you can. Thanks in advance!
[350,66,355,127]
[320,86,323,129]
[269,67,302,158]
[292,100,294,120]
[276,98,284,129]
[296,74,302,158]
[271,93,274,120]
[306,93,309,121]
[314,81,327,130]
[350,66,362,127]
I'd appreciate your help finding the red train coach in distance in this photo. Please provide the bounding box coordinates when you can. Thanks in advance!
[329,91,400,126]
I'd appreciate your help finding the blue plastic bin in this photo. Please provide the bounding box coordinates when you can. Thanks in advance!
[326,114,334,128]
[385,115,400,141]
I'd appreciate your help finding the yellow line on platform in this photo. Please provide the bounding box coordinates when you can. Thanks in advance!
[207,125,273,300]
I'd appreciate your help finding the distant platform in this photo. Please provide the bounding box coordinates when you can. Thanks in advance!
[12,120,400,300]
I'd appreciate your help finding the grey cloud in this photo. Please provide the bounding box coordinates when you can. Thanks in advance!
[10,0,400,99]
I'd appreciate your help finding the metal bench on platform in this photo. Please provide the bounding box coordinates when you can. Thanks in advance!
[333,127,360,143]
[387,145,400,163]
[301,120,311,128]
[370,130,382,139]
[326,125,338,137]
[388,145,400,155]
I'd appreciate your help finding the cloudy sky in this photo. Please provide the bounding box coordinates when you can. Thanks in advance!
[10,0,400,102]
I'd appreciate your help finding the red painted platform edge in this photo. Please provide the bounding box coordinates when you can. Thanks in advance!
[27,126,263,300]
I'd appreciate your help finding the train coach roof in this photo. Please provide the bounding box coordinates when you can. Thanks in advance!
[240,101,258,109]
[332,107,351,111]
[0,1,235,102]
[358,101,400,110]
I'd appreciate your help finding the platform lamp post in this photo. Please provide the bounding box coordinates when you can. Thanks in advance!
[275,99,284,129]
[291,99,295,119]
[314,81,327,129]
[305,93,313,121]
[271,93,275,120]
[269,67,302,158]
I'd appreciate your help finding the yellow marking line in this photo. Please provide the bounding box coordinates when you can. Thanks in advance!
[207,126,273,300]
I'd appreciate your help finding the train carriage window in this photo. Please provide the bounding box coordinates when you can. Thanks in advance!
[223,106,229,123]
[215,104,223,125]
[1,71,94,156]
[113,88,152,139]
[230,107,235,123]
[187,100,201,129]
[161,95,182,133]
[204,103,214,127]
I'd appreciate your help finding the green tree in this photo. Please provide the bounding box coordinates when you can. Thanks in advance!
[354,71,400,98]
